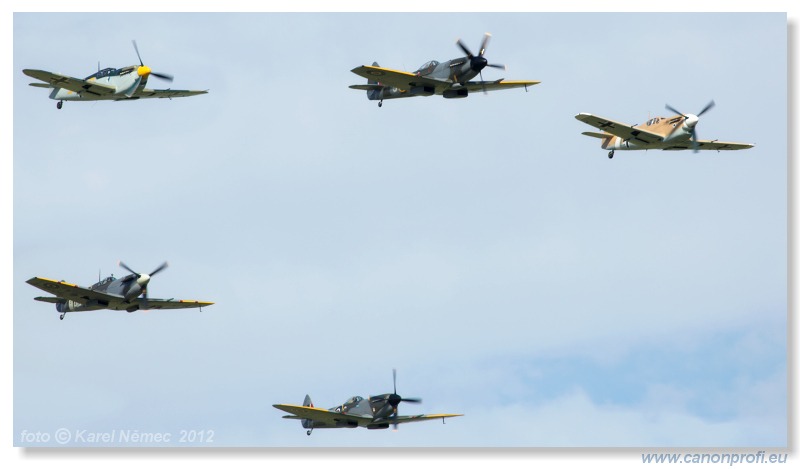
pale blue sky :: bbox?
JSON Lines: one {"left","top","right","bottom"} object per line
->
{"left": 5, "top": 4, "right": 792, "bottom": 460}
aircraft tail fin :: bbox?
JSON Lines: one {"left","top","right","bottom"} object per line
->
{"left": 368, "top": 62, "right": 380, "bottom": 85}
{"left": 365, "top": 62, "right": 383, "bottom": 101}
{"left": 301, "top": 394, "right": 314, "bottom": 429}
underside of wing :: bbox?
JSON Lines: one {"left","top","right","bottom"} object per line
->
{"left": 128, "top": 88, "right": 209, "bottom": 100}
{"left": 23, "top": 69, "right": 117, "bottom": 96}
{"left": 462, "top": 79, "right": 540, "bottom": 93}
{"left": 391, "top": 413, "right": 464, "bottom": 425}
{"left": 350, "top": 65, "right": 449, "bottom": 92}
{"left": 663, "top": 139, "right": 755, "bottom": 151}
{"left": 575, "top": 113, "right": 663, "bottom": 145}
{"left": 273, "top": 404, "right": 373, "bottom": 427}
{"left": 135, "top": 298, "right": 214, "bottom": 310}
{"left": 26, "top": 277, "right": 122, "bottom": 304}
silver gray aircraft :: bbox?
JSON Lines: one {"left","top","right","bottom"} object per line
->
{"left": 273, "top": 369, "right": 462, "bottom": 435}
{"left": 23, "top": 41, "right": 207, "bottom": 109}
{"left": 27, "top": 261, "right": 213, "bottom": 320}
{"left": 349, "top": 33, "right": 540, "bottom": 107}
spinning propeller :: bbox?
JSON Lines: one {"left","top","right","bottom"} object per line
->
{"left": 456, "top": 33, "right": 506, "bottom": 93}
{"left": 118, "top": 260, "right": 169, "bottom": 308}
{"left": 665, "top": 100, "right": 715, "bottom": 153}
{"left": 132, "top": 40, "right": 174, "bottom": 82}
{"left": 387, "top": 368, "right": 422, "bottom": 430}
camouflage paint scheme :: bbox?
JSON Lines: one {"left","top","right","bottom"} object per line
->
{"left": 349, "top": 33, "right": 540, "bottom": 107}
{"left": 273, "top": 371, "right": 462, "bottom": 435}
{"left": 27, "top": 262, "right": 213, "bottom": 320}
{"left": 23, "top": 41, "right": 207, "bottom": 109}
{"left": 575, "top": 105, "right": 754, "bottom": 159}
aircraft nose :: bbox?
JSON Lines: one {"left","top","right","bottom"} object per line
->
{"left": 137, "top": 65, "right": 151, "bottom": 77}
{"left": 684, "top": 114, "right": 700, "bottom": 128}
{"left": 471, "top": 56, "right": 488, "bottom": 72}
{"left": 137, "top": 273, "right": 151, "bottom": 287}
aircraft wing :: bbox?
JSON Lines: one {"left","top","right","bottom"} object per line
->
{"left": 575, "top": 113, "right": 664, "bottom": 145}
{"left": 389, "top": 413, "right": 464, "bottom": 425}
{"left": 26, "top": 277, "right": 122, "bottom": 304}
{"left": 128, "top": 88, "right": 209, "bottom": 100}
{"left": 22, "top": 69, "right": 117, "bottom": 96}
{"left": 350, "top": 65, "right": 450, "bottom": 91}
{"left": 133, "top": 298, "right": 214, "bottom": 310}
{"left": 462, "top": 79, "right": 540, "bottom": 92}
{"left": 662, "top": 139, "right": 755, "bottom": 151}
{"left": 273, "top": 404, "right": 374, "bottom": 427}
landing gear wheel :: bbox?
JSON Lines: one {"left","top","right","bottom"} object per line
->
{"left": 378, "top": 100, "right": 383, "bottom": 108}
{"left": 59, "top": 313, "right": 65, "bottom": 320}
{"left": 306, "top": 429, "right": 313, "bottom": 436}
{"left": 56, "top": 101, "right": 63, "bottom": 110}
{"left": 608, "top": 150, "right": 614, "bottom": 159}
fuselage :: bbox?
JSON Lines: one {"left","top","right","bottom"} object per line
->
{"left": 601, "top": 114, "right": 695, "bottom": 151}
{"left": 301, "top": 394, "right": 401, "bottom": 430}
{"left": 368, "top": 56, "right": 483, "bottom": 102}
{"left": 49, "top": 65, "right": 151, "bottom": 101}
{"left": 55, "top": 274, "right": 148, "bottom": 313}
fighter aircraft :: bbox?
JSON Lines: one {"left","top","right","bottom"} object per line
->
{"left": 273, "top": 369, "right": 462, "bottom": 435}
{"left": 23, "top": 41, "right": 208, "bottom": 109}
{"left": 349, "top": 33, "right": 539, "bottom": 107}
{"left": 575, "top": 101, "right": 754, "bottom": 158}
{"left": 26, "top": 261, "right": 213, "bottom": 320}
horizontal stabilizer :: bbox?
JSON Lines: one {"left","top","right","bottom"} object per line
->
{"left": 349, "top": 84, "right": 384, "bottom": 91}
{"left": 34, "top": 296, "right": 64, "bottom": 304}
{"left": 582, "top": 131, "right": 610, "bottom": 139}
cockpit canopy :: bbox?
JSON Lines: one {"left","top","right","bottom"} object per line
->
{"left": 344, "top": 396, "right": 363, "bottom": 406}
{"left": 85, "top": 67, "right": 120, "bottom": 80}
{"left": 415, "top": 60, "right": 439, "bottom": 75}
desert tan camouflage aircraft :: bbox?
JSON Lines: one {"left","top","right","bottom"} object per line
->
{"left": 576, "top": 101, "right": 754, "bottom": 158}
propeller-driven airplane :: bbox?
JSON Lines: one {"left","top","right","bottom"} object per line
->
{"left": 349, "top": 33, "right": 539, "bottom": 107}
{"left": 575, "top": 101, "right": 754, "bottom": 158}
{"left": 23, "top": 41, "right": 208, "bottom": 109}
{"left": 26, "top": 261, "right": 213, "bottom": 320}
{"left": 273, "top": 369, "right": 462, "bottom": 435}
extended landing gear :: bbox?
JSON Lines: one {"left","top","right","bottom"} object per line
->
{"left": 306, "top": 428, "right": 313, "bottom": 436}
{"left": 59, "top": 313, "right": 65, "bottom": 320}
{"left": 56, "top": 101, "right": 63, "bottom": 110}
{"left": 608, "top": 150, "right": 614, "bottom": 159}
{"left": 378, "top": 100, "right": 383, "bottom": 108}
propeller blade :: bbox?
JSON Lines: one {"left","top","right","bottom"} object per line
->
{"left": 487, "top": 63, "right": 506, "bottom": 70}
{"left": 456, "top": 39, "right": 474, "bottom": 59}
{"left": 479, "top": 32, "right": 491, "bottom": 57}
{"left": 665, "top": 104, "right": 687, "bottom": 118}
{"left": 151, "top": 71, "right": 174, "bottom": 82}
{"left": 479, "top": 71, "right": 487, "bottom": 94}
{"left": 132, "top": 40, "right": 144, "bottom": 66}
{"left": 401, "top": 397, "right": 422, "bottom": 404}
{"left": 691, "top": 128, "right": 699, "bottom": 153}
{"left": 393, "top": 368, "right": 397, "bottom": 394}
{"left": 698, "top": 100, "right": 715, "bottom": 117}
{"left": 118, "top": 260, "right": 138, "bottom": 277}
{"left": 149, "top": 261, "right": 169, "bottom": 276}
